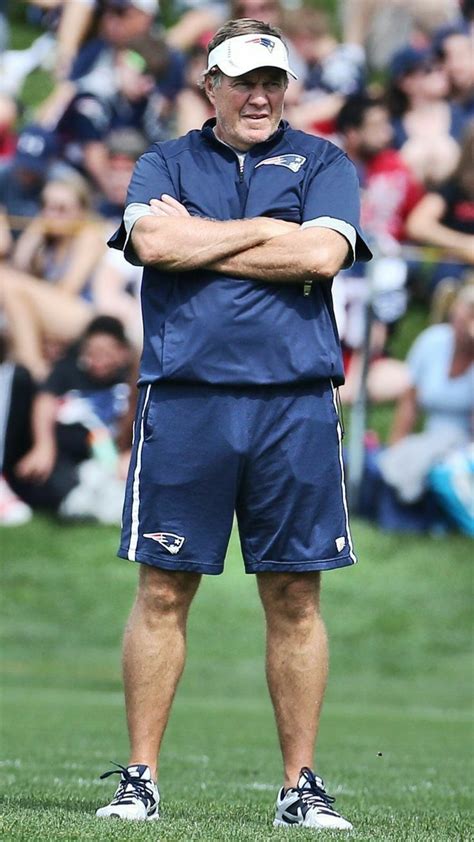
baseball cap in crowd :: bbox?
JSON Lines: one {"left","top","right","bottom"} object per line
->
{"left": 13, "top": 124, "right": 58, "bottom": 175}
{"left": 206, "top": 33, "right": 298, "bottom": 79}
{"left": 389, "top": 45, "right": 434, "bottom": 80}
{"left": 103, "top": 0, "right": 159, "bottom": 13}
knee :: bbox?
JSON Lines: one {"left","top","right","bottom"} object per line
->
{"left": 260, "top": 573, "right": 321, "bottom": 626}
{"left": 137, "top": 568, "right": 199, "bottom": 619}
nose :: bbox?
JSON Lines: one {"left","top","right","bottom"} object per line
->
{"left": 248, "top": 84, "right": 270, "bottom": 105}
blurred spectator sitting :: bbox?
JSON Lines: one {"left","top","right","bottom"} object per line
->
{"left": 366, "top": 284, "right": 474, "bottom": 535}
{"left": 52, "top": 38, "right": 182, "bottom": 192}
{"left": 336, "top": 94, "right": 425, "bottom": 246}
{"left": 5, "top": 315, "right": 134, "bottom": 524}
{"left": 333, "top": 94, "right": 425, "bottom": 404}
{"left": 95, "top": 127, "right": 147, "bottom": 219}
{"left": 35, "top": 0, "right": 164, "bottom": 129}
{"left": 387, "top": 45, "right": 463, "bottom": 187}
{"left": 69, "top": 0, "right": 160, "bottom": 82}
{"left": 283, "top": 6, "right": 365, "bottom": 138}
{"left": 389, "top": 285, "right": 473, "bottom": 447}
{"left": 0, "top": 124, "right": 59, "bottom": 240}
{"left": 91, "top": 129, "right": 148, "bottom": 345}
{"left": 342, "top": 0, "right": 459, "bottom": 72}
{"left": 434, "top": 23, "right": 474, "bottom": 122}
{"left": 405, "top": 121, "right": 474, "bottom": 294}
{"left": 3, "top": 173, "right": 106, "bottom": 381}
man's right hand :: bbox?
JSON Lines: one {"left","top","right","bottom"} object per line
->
{"left": 148, "top": 197, "right": 299, "bottom": 239}
{"left": 15, "top": 443, "right": 56, "bottom": 484}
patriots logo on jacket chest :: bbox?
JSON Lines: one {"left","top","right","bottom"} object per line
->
{"left": 255, "top": 154, "right": 306, "bottom": 173}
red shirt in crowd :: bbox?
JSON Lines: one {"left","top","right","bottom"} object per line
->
{"left": 359, "top": 149, "right": 424, "bottom": 243}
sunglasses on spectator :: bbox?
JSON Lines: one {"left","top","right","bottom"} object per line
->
{"left": 41, "top": 200, "right": 79, "bottom": 213}
{"left": 104, "top": 4, "right": 131, "bottom": 16}
{"left": 406, "top": 63, "right": 441, "bottom": 76}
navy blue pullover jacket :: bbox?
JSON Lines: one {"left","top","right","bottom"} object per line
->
{"left": 109, "top": 120, "right": 372, "bottom": 386}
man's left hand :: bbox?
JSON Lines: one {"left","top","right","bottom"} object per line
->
{"left": 149, "top": 195, "right": 190, "bottom": 217}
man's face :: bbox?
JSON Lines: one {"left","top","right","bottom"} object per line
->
{"left": 206, "top": 68, "right": 287, "bottom": 151}
{"left": 352, "top": 105, "right": 393, "bottom": 160}
{"left": 442, "top": 34, "right": 474, "bottom": 95}
{"left": 116, "top": 51, "right": 154, "bottom": 101}
{"left": 101, "top": 5, "right": 151, "bottom": 47}
{"left": 105, "top": 153, "right": 136, "bottom": 205}
{"left": 41, "top": 182, "right": 84, "bottom": 237}
{"left": 80, "top": 334, "right": 129, "bottom": 382}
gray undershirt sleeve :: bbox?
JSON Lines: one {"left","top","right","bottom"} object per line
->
{"left": 123, "top": 202, "right": 155, "bottom": 250}
{"left": 301, "top": 217, "right": 357, "bottom": 268}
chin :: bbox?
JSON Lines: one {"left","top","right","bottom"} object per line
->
{"left": 244, "top": 127, "right": 273, "bottom": 145}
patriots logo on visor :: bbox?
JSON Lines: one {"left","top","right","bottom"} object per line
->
{"left": 245, "top": 37, "right": 275, "bottom": 52}
{"left": 255, "top": 154, "right": 307, "bottom": 173}
{"left": 143, "top": 532, "right": 185, "bottom": 554}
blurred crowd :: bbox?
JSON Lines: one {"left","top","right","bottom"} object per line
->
{"left": 0, "top": 0, "right": 473, "bottom": 534}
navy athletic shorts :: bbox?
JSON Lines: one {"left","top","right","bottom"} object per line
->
{"left": 119, "top": 381, "right": 357, "bottom": 574}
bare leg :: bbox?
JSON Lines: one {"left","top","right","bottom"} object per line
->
{"left": 257, "top": 571, "right": 328, "bottom": 789}
{"left": 122, "top": 565, "right": 201, "bottom": 779}
{"left": 2, "top": 266, "right": 91, "bottom": 379}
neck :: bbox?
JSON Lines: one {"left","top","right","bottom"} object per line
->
{"left": 213, "top": 125, "right": 251, "bottom": 152}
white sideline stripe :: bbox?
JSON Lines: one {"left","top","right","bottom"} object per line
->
{"left": 331, "top": 384, "right": 356, "bottom": 563}
{"left": 128, "top": 384, "right": 152, "bottom": 561}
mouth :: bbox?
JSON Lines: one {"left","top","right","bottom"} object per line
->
{"left": 242, "top": 114, "right": 270, "bottom": 121}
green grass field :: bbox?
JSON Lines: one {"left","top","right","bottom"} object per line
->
{"left": 1, "top": 516, "right": 473, "bottom": 841}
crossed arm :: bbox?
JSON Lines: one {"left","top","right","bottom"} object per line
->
{"left": 130, "top": 195, "right": 350, "bottom": 282}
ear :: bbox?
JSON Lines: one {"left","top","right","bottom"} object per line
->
{"left": 204, "top": 75, "right": 216, "bottom": 106}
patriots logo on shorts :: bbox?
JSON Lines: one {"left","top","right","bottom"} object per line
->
{"left": 255, "top": 154, "right": 306, "bottom": 173}
{"left": 245, "top": 37, "right": 275, "bottom": 52}
{"left": 143, "top": 532, "right": 185, "bottom": 554}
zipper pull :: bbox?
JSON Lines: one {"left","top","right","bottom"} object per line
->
{"left": 303, "top": 281, "right": 312, "bottom": 296}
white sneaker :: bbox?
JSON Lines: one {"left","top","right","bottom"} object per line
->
{"left": 96, "top": 763, "right": 159, "bottom": 821}
{"left": 0, "top": 475, "right": 32, "bottom": 526}
{"left": 58, "top": 459, "right": 124, "bottom": 525}
{"left": 273, "top": 767, "right": 353, "bottom": 831}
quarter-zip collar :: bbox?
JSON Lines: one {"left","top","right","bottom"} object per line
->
{"left": 201, "top": 119, "right": 289, "bottom": 213}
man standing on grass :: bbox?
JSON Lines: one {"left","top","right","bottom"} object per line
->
{"left": 96, "top": 17, "right": 371, "bottom": 831}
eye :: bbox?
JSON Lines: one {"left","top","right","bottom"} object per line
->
{"left": 266, "top": 81, "right": 283, "bottom": 91}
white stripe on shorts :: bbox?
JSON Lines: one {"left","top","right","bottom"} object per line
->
{"left": 128, "top": 384, "right": 152, "bottom": 561}
{"left": 331, "top": 384, "right": 357, "bottom": 564}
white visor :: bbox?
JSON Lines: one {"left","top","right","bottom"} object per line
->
{"left": 207, "top": 33, "right": 298, "bottom": 80}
